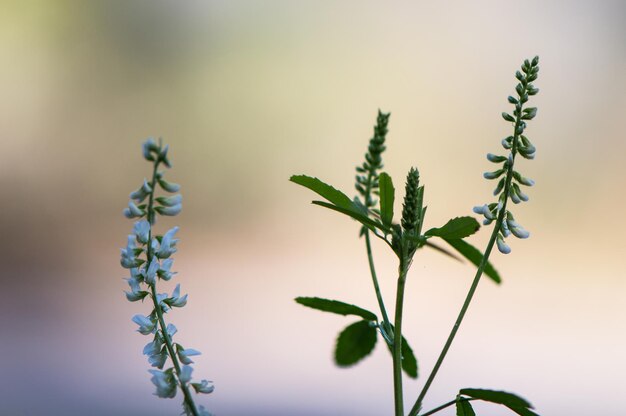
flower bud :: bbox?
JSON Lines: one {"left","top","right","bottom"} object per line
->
{"left": 496, "top": 235, "right": 511, "bottom": 254}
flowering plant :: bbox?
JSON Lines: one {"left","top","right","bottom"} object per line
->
{"left": 121, "top": 138, "right": 214, "bottom": 416}
{"left": 291, "top": 57, "right": 542, "bottom": 416}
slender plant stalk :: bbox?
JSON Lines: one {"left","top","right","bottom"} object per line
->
{"left": 419, "top": 398, "right": 475, "bottom": 416}
{"left": 145, "top": 160, "right": 200, "bottom": 416}
{"left": 408, "top": 103, "right": 524, "bottom": 416}
{"left": 392, "top": 257, "right": 410, "bottom": 416}
{"left": 365, "top": 231, "right": 391, "bottom": 327}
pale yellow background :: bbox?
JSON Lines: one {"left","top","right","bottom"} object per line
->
{"left": 1, "top": 1, "right": 624, "bottom": 415}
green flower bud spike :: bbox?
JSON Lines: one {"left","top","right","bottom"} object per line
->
{"left": 401, "top": 168, "right": 420, "bottom": 233}
{"left": 355, "top": 110, "right": 390, "bottom": 208}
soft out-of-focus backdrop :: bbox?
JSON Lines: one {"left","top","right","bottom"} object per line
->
{"left": 1, "top": 1, "right": 624, "bottom": 415}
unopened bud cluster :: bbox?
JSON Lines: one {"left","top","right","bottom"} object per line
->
{"left": 476, "top": 57, "right": 540, "bottom": 254}
{"left": 401, "top": 168, "right": 421, "bottom": 233}
{"left": 121, "top": 138, "right": 213, "bottom": 416}
{"left": 355, "top": 110, "right": 390, "bottom": 208}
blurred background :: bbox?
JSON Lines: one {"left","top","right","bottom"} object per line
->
{"left": 1, "top": 1, "right": 624, "bottom": 415}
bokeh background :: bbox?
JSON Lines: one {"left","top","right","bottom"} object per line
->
{"left": 1, "top": 1, "right": 624, "bottom": 415}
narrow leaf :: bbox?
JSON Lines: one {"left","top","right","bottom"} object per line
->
{"left": 460, "top": 388, "right": 538, "bottom": 416}
{"left": 295, "top": 297, "right": 377, "bottom": 321}
{"left": 335, "top": 320, "right": 378, "bottom": 367}
{"left": 425, "top": 217, "right": 480, "bottom": 239}
{"left": 443, "top": 238, "right": 502, "bottom": 284}
{"left": 456, "top": 399, "right": 476, "bottom": 416}
{"left": 378, "top": 172, "right": 395, "bottom": 228}
{"left": 312, "top": 201, "right": 388, "bottom": 233}
{"left": 290, "top": 175, "right": 353, "bottom": 210}
{"left": 425, "top": 241, "right": 462, "bottom": 262}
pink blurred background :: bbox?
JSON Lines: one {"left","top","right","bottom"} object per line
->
{"left": 1, "top": 1, "right": 624, "bottom": 415}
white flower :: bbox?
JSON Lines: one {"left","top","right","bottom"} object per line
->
{"left": 179, "top": 365, "right": 193, "bottom": 384}
{"left": 143, "top": 138, "right": 158, "bottom": 161}
{"left": 166, "top": 324, "right": 177, "bottom": 338}
{"left": 507, "top": 219, "right": 530, "bottom": 239}
{"left": 143, "top": 335, "right": 163, "bottom": 356}
{"left": 124, "top": 201, "right": 144, "bottom": 219}
{"left": 156, "top": 227, "right": 179, "bottom": 259}
{"left": 156, "top": 194, "right": 182, "bottom": 207}
{"left": 191, "top": 380, "right": 215, "bottom": 395}
{"left": 149, "top": 369, "right": 177, "bottom": 398}
{"left": 158, "top": 177, "right": 181, "bottom": 193}
{"left": 133, "top": 220, "right": 151, "bottom": 244}
{"left": 130, "top": 179, "right": 152, "bottom": 202}
{"left": 148, "top": 350, "right": 168, "bottom": 369}
{"left": 125, "top": 277, "right": 148, "bottom": 302}
{"left": 145, "top": 258, "right": 160, "bottom": 285}
{"left": 132, "top": 314, "right": 156, "bottom": 335}
{"left": 176, "top": 346, "right": 201, "bottom": 365}
{"left": 157, "top": 258, "right": 176, "bottom": 281}
{"left": 155, "top": 204, "right": 182, "bottom": 217}
{"left": 164, "top": 284, "right": 188, "bottom": 308}
{"left": 120, "top": 236, "right": 140, "bottom": 269}
{"left": 496, "top": 235, "right": 511, "bottom": 254}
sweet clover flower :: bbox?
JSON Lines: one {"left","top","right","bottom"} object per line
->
{"left": 121, "top": 139, "right": 213, "bottom": 416}
{"left": 475, "top": 56, "right": 540, "bottom": 254}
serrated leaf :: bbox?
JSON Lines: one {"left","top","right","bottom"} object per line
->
{"left": 290, "top": 175, "right": 353, "bottom": 210}
{"left": 335, "top": 320, "right": 378, "bottom": 367}
{"left": 456, "top": 399, "right": 476, "bottom": 416}
{"left": 312, "top": 201, "right": 388, "bottom": 233}
{"left": 443, "top": 238, "right": 502, "bottom": 284}
{"left": 295, "top": 297, "right": 377, "bottom": 321}
{"left": 425, "top": 217, "right": 480, "bottom": 239}
{"left": 378, "top": 172, "right": 394, "bottom": 228}
{"left": 460, "top": 389, "right": 539, "bottom": 416}
{"left": 385, "top": 326, "right": 418, "bottom": 378}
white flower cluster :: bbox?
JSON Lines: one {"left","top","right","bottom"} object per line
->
{"left": 121, "top": 138, "right": 213, "bottom": 416}
{"left": 474, "top": 57, "right": 539, "bottom": 254}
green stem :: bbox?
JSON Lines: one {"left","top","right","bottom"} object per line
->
{"left": 365, "top": 231, "right": 391, "bottom": 330}
{"left": 361, "top": 170, "right": 392, "bottom": 335}
{"left": 419, "top": 398, "right": 475, "bottom": 416}
{"left": 393, "top": 257, "right": 410, "bottom": 416}
{"left": 146, "top": 159, "right": 199, "bottom": 416}
{"left": 408, "top": 116, "right": 521, "bottom": 416}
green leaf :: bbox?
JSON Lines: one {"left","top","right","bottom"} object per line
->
{"left": 290, "top": 175, "right": 353, "bottom": 210}
{"left": 460, "top": 389, "right": 539, "bottom": 416}
{"left": 424, "top": 240, "right": 462, "bottom": 262}
{"left": 425, "top": 217, "right": 480, "bottom": 239}
{"left": 399, "top": 336, "right": 418, "bottom": 378}
{"left": 456, "top": 399, "right": 476, "bottom": 416}
{"left": 295, "top": 297, "right": 377, "bottom": 321}
{"left": 443, "top": 238, "right": 502, "bottom": 284}
{"left": 378, "top": 172, "right": 395, "bottom": 228}
{"left": 385, "top": 327, "right": 418, "bottom": 379}
{"left": 312, "top": 201, "right": 388, "bottom": 233}
{"left": 335, "top": 320, "right": 378, "bottom": 366}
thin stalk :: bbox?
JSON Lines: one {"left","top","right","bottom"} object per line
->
{"left": 362, "top": 170, "right": 391, "bottom": 332}
{"left": 419, "top": 398, "right": 475, "bottom": 416}
{"left": 146, "top": 160, "right": 199, "bottom": 416}
{"left": 392, "top": 256, "right": 410, "bottom": 416}
{"left": 365, "top": 231, "right": 391, "bottom": 328}
{"left": 408, "top": 117, "right": 521, "bottom": 416}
